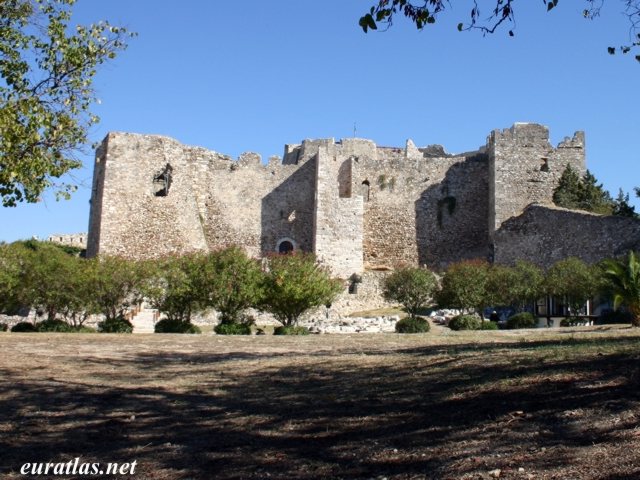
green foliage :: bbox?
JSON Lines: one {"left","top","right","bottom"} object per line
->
{"left": 546, "top": 257, "right": 600, "bottom": 316}
{"left": 97, "top": 316, "right": 133, "bottom": 333}
{"left": 360, "top": 1, "right": 640, "bottom": 61}
{"left": 144, "top": 253, "right": 208, "bottom": 323}
{"left": 202, "top": 247, "right": 264, "bottom": 324}
{"left": 480, "top": 321, "right": 499, "bottom": 330}
{"left": 395, "top": 316, "right": 430, "bottom": 333}
{"left": 261, "top": 253, "right": 342, "bottom": 327}
{"left": 383, "top": 267, "right": 437, "bottom": 319}
{"left": 601, "top": 251, "right": 640, "bottom": 326}
{"left": 273, "top": 325, "right": 310, "bottom": 335}
{"left": 487, "top": 261, "right": 544, "bottom": 311}
{"left": 506, "top": 312, "right": 537, "bottom": 329}
{"left": 560, "top": 317, "right": 589, "bottom": 327}
{"left": 88, "top": 256, "right": 147, "bottom": 323}
{"left": 214, "top": 322, "right": 252, "bottom": 335}
{"left": 36, "top": 318, "right": 74, "bottom": 332}
{"left": 438, "top": 259, "right": 490, "bottom": 315}
{"left": 553, "top": 165, "right": 614, "bottom": 215}
{"left": 612, "top": 189, "right": 638, "bottom": 218}
{"left": 10, "top": 240, "right": 95, "bottom": 324}
{"left": 448, "top": 314, "right": 482, "bottom": 331}
{"left": 154, "top": 318, "right": 201, "bottom": 334}
{"left": 0, "top": 0, "right": 134, "bottom": 206}
{"left": 11, "top": 321, "right": 37, "bottom": 332}
{"left": 0, "top": 242, "right": 29, "bottom": 314}
{"left": 0, "top": 323, "right": 8, "bottom": 332}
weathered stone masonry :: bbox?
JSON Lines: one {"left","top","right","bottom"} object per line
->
{"left": 87, "top": 123, "right": 640, "bottom": 283}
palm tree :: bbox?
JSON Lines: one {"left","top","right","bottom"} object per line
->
{"left": 602, "top": 251, "right": 640, "bottom": 327}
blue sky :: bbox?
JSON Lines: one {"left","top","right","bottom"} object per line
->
{"left": 1, "top": 0, "right": 638, "bottom": 242}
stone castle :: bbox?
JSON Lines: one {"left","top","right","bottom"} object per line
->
{"left": 86, "top": 122, "right": 640, "bottom": 279}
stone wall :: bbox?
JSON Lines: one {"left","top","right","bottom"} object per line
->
{"left": 88, "top": 122, "right": 633, "bottom": 286}
{"left": 352, "top": 140, "right": 489, "bottom": 270}
{"left": 312, "top": 143, "right": 364, "bottom": 279}
{"left": 48, "top": 233, "right": 87, "bottom": 250}
{"left": 87, "top": 133, "right": 315, "bottom": 260}
{"left": 487, "top": 123, "right": 585, "bottom": 240}
{"left": 494, "top": 204, "right": 640, "bottom": 267}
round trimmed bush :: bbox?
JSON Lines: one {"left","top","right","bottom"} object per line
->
{"left": 274, "top": 325, "right": 310, "bottom": 335}
{"left": 154, "top": 318, "right": 201, "bottom": 334}
{"left": 480, "top": 321, "right": 499, "bottom": 330}
{"left": 37, "top": 319, "right": 74, "bottom": 332}
{"left": 98, "top": 316, "right": 133, "bottom": 333}
{"left": 448, "top": 315, "right": 482, "bottom": 331}
{"left": 506, "top": 312, "right": 537, "bottom": 329}
{"left": 214, "top": 322, "right": 251, "bottom": 335}
{"left": 395, "top": 316, "right": 430, "bottom": 333}
{"left": 11, "top": 322, "right": 37, "bottom": 332}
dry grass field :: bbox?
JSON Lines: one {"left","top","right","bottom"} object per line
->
{"left": 1, "top": 326, "right": 640, "bottom": 479}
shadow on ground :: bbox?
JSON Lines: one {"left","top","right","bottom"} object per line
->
{"left": 1, "top": 334, "right": 640, "bottom": 479}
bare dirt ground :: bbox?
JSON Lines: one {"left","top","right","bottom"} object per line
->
{"left": 1, "top": 326, "right": 640, "bottom": 480}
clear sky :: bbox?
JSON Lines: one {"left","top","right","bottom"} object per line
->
{"left": 1, "top": 0, "right": 638, "bottom": 242}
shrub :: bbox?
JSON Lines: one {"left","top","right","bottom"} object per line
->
{"left": 214, "top": 322, "right": 251, "bottom": 335}
{"left": 0, "top": 323, "right": 7, "bottom": 332}
{"left": 11, "top": 322, "right": 37, "bottom": 332}
{"left": 448, "top": 315, "right": 482, "bottom": 331}
{"left": 383, "top": 267, "right": 438, "bottom": 319}
{"left": 480, "top": 321, "right": 499, "bottom": 330}
{"left": 98, "top": 316, "right": 133, "bottom": 333}
{"left": 597, "top": 309, "right": 635, "bottom": 325}
{"left": 395, "top": 316, "right": 430, "bottom": 333}
{"left": 261, "top": 253, "right": 342, "bottom": 327}
{"left": 560, "top": 317, "right": 590, "bottom": 327}
{"left": 273, "top": 325, "right": 310, "bottom": 335}
{"left": 75, "top": 326, "right": 97, "bottom": 333}
{"left": 506, "top": 312, "right": 537, "bottom": 329}
{"left": 37, "top": 319, "right": 74, "bottom": 332}
{"left": 154, "top": 318, "right": 201, "bottom": 334}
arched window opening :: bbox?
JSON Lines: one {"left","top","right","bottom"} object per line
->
{"left": 361, "top": 180, "right": 370, "bottom": 202}
{"left": 276, "top": 238, "right": 296, "bottom": 254}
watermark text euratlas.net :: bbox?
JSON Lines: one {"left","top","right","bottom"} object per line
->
{"left": 21, "top": 458, "right": 137, "bottom": 476}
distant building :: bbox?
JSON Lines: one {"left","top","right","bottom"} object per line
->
{"left": 47, "top": 233, "right": 87, "bottom": 250}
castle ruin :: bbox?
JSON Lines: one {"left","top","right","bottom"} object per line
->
{"left": 87, "top": 122, "right": 640, "bottom": 279}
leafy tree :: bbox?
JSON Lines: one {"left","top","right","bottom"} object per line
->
{"left": 17, "top": 240, "right": 81, "bottom": 322}
{"left": 601, "top": 251, "right": 640, "bottom": 326}
{"left": 487, "top": 261, "right": 545, "bottom": 311}
{"left": 0, "top": 241, "right": 29, "bottom": 315}
{"left": 200, "top": 247, "right": 264, "bottom": 325}
{"left": 260, "top": 253, "right": 342, "bottom": 327}
{"left": 612, "top": 188, "right": 638, "bottom": 217}
{"left": 545, "top": 257, "right": 600, "bottom": 317}
{"left": 0, "top": 0, "right": 134, "bottom": 206}
{"left": 0, "top": 240, "right": 97, "bottom": 325}
{"left": 437, "top": 259, "right": 490, "bottom": 316}
{"left": 87, "top": 255, "right": 147, "bottom": 322}
{"left": 144, "top": 253, "right": 208, "bottom": 323}
{"left": 553, "top": 165, "right": 615, "bottom": 215}
{"left": 383, "top": 266, "right": 438, "bottom": 319}
{"left": 360, "top": 1, "right": 640, "bottom": 62}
